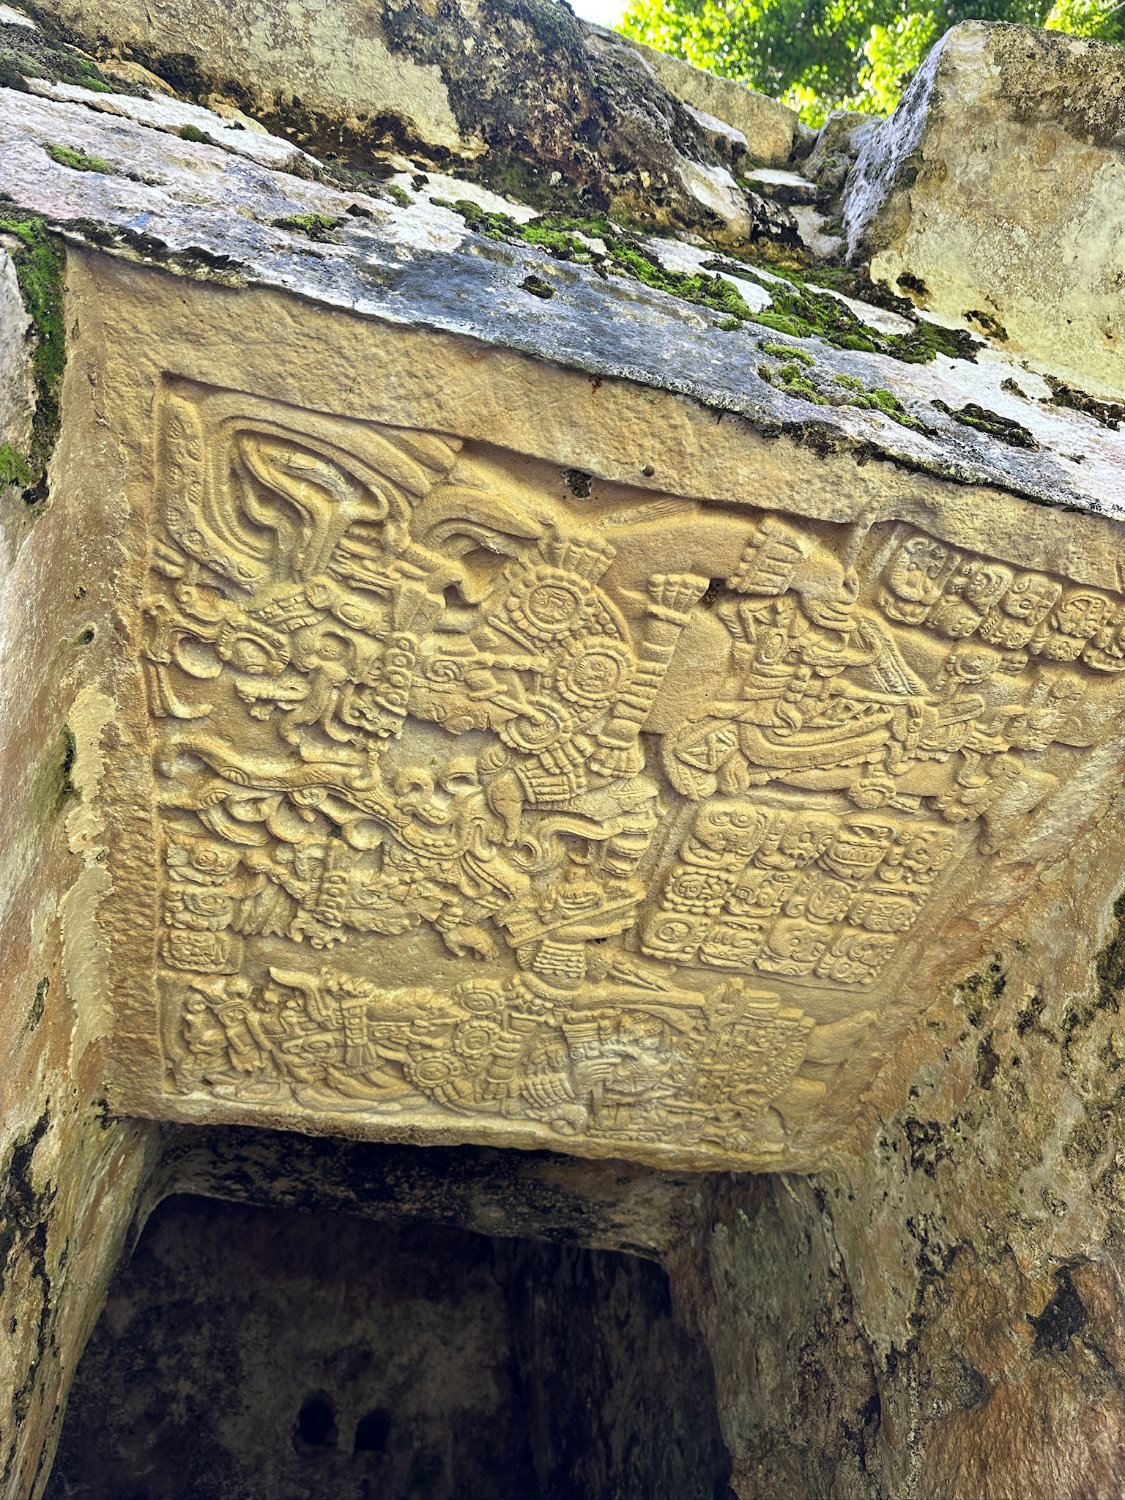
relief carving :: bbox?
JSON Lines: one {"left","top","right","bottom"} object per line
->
{"left": 133, "top": 380, "right": 1125, "bottom": 1165}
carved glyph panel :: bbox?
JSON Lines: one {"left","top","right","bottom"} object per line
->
{"left": 122, "top": 378, "right": 1125, "bottom": 1167}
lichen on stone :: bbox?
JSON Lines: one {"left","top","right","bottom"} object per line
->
{"left": 757, "top": 350, "right": 931, "bottom": 431}
{"left": 270, "top": 211, "right": 341, "bottom": 241}
{"left": 1045, "top": 376, "right": 1124, "bottom": 432}
{"left": 703, "top": 254, "right": 982, "bottom": 365}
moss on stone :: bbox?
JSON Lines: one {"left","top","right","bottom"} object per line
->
{"left": 0, "top": 209, "right": 66, "bottom": 504}
{"left": 757, "top": 354, "right": 930, "bottom": 432}
{"left": 762, "top": 362, "right": 830, "bottom": 404}
{"left": 32, "top": 723, "right": 77, "bottom": 826}
{"left": 23, "top": 976, "right": 48, "bottom": 1036}
{"left": 520, "top": 273, "right": 554, "bottom": 299}
{"left": 270, "top": 212, "right": 340, "bottom": 241}
{"left": 0, "top": 14, "right": 139, "bottom": 97}
{"left": 1044, "top": 375, "right": 1124, "bottom": 432}
{"left": 932, "top": 400, "right": 1039, "bottom": 450}
{"left": 852, "top": 385, "right": 930, "bottom": 432}
{"left": 0, "top": 443, "right": 33, "bottom": 487}
{"left": 704, "top": 255, "right": 981, "bottom": 366}
{"left": 45, "top": 142, "right": 112, "bottom": 173}
{"left": 438, "top": 199, "right": 754, "bottom": 322}
{"left": 761, "top": 341, "right": 814, "bottom": 365}
{"left": 385, "top": 183, "right": 411, "bottom": 208}
{"left": 177, "top": 123, "right": 214, "bottom": 145}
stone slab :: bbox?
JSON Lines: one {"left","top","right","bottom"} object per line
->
{"left": 41, "top": 238, "right": 1124, "bottom": 1171}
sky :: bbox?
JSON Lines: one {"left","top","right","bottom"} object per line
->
{"left": 567, "top": 0, "right": 628, "bottom": 29}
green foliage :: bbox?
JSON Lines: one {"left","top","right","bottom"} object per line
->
{"left": 620, "top": 0, "right": 1124, "bottom": 123}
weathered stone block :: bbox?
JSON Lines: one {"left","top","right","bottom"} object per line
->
{"left": 845, "top": 22, "right": 1125, "bottom": 400}
{"left": 3, "top": 8, "right": 1125, "bottom": 1494}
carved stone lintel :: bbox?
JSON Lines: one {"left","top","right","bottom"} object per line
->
{"left": 108, "top": 377, "right": 1125, "bottom": 1168}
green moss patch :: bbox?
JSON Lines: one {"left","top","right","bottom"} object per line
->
{"left": 0, "top": 209, "right": 66, "bottom": 504}
{"left": 704, "top": 256, "right": 981, "bottom": 365}
{"left": 426, "top": 194, "right": 980, "bottom": 370}
{"left": 932, "top": 400, "right": 1039, "bottom": 450}
{"left": 0, "top": 16, "right": 138, "bottom": 97}
{"left": 45, "top": 142, "right": 112, "bottom": 173}
{"left": 756, "top": 353, "right": 931, "bottom": 433}
{"left": 520, "top": 273, "right": 554, "bottom": 299}
{"left": 31, "top": 723, "right": 77, "bottom": 825}
{"left": 437, "top": 199, "right": 754, "bottom": 322}
{"left": 23, "top": 976, "right": 48, "bottom": 1036}
{"left": 270, "top": 212, "right": 341, "bottom": 241}
{"left": 761, "top": 360, "right": 830, "bottom": 405}
{"left": 761, "top": 341, "right": 814, "bottom": 365}
{"left": 0, "top": 444, "right": 33, "bottom": 487}
{"left": 177, "top": 123, "right": 216, "bottom": 145}
{"left": 847, "top": 382, "right": 930, "bottom": 432}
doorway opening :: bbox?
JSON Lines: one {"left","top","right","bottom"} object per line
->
{"left": 46, "top": 1193, "right": 733, "bottom": 1500}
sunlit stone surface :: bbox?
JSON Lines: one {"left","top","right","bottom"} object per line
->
{"left": 2, "top": 2, "right": 1125, "bottom": 1494}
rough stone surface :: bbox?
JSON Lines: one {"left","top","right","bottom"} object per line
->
{"left": 0, "top": 249, "right": 31, "bottom": 453}
{"left": 620, "top": 32, "right": 799, "bottom": 167}
{"left": 662, "top": 814, "right": 1125, "bottom": 1498}
{"left": 22, "top": 0, "right": 789, "bottom": 236}
{"left": 0, "top": 4, "right": 1124, "bottom": 1496}
{"left": 45, "top": 1194, "right": 734, "bottom": 1500}
{"left": 844, "top": 23, "right": 1125, "bottom": 401}
{"left": 0, "top": 242, "right": 160, "bottom": 1495}
{"left": 0, "top": 90, "right": 1117, "bottom": 514}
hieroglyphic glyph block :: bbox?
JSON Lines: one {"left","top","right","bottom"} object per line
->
{"left": 112, "top": 376, "right": 1125, "bottom": 1168}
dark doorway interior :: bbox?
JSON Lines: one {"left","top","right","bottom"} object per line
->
{"left": 46, "top": 1194, "right": 733, "bottom": 1500}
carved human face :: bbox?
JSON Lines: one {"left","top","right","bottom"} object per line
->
{"left": 893, "top": 828, "right": 956, "bottom": 878}
{"left": 955, "top": 560, "right": 1013, "bottom": 609}
{"left": 945, "top": 647, "right": 1000, "bottom": 685}
{"left": 799, "top": 564, "right": 860, "bottom": 630}
{"left": 888, "top": 537, "right": 956, "bottom": 605}
{"left": 777, "top": 814, "right": 836, "bottom": 867}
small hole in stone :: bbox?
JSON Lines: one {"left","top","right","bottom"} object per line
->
{"left": 295, "top": 1392, "right": 337, "bottom": 1450}
{"left": 77, "top": 626, "right": 95, "bottom": 645}
{"left": 353, "top": 1406, "right": 392, "bottom": 1453}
